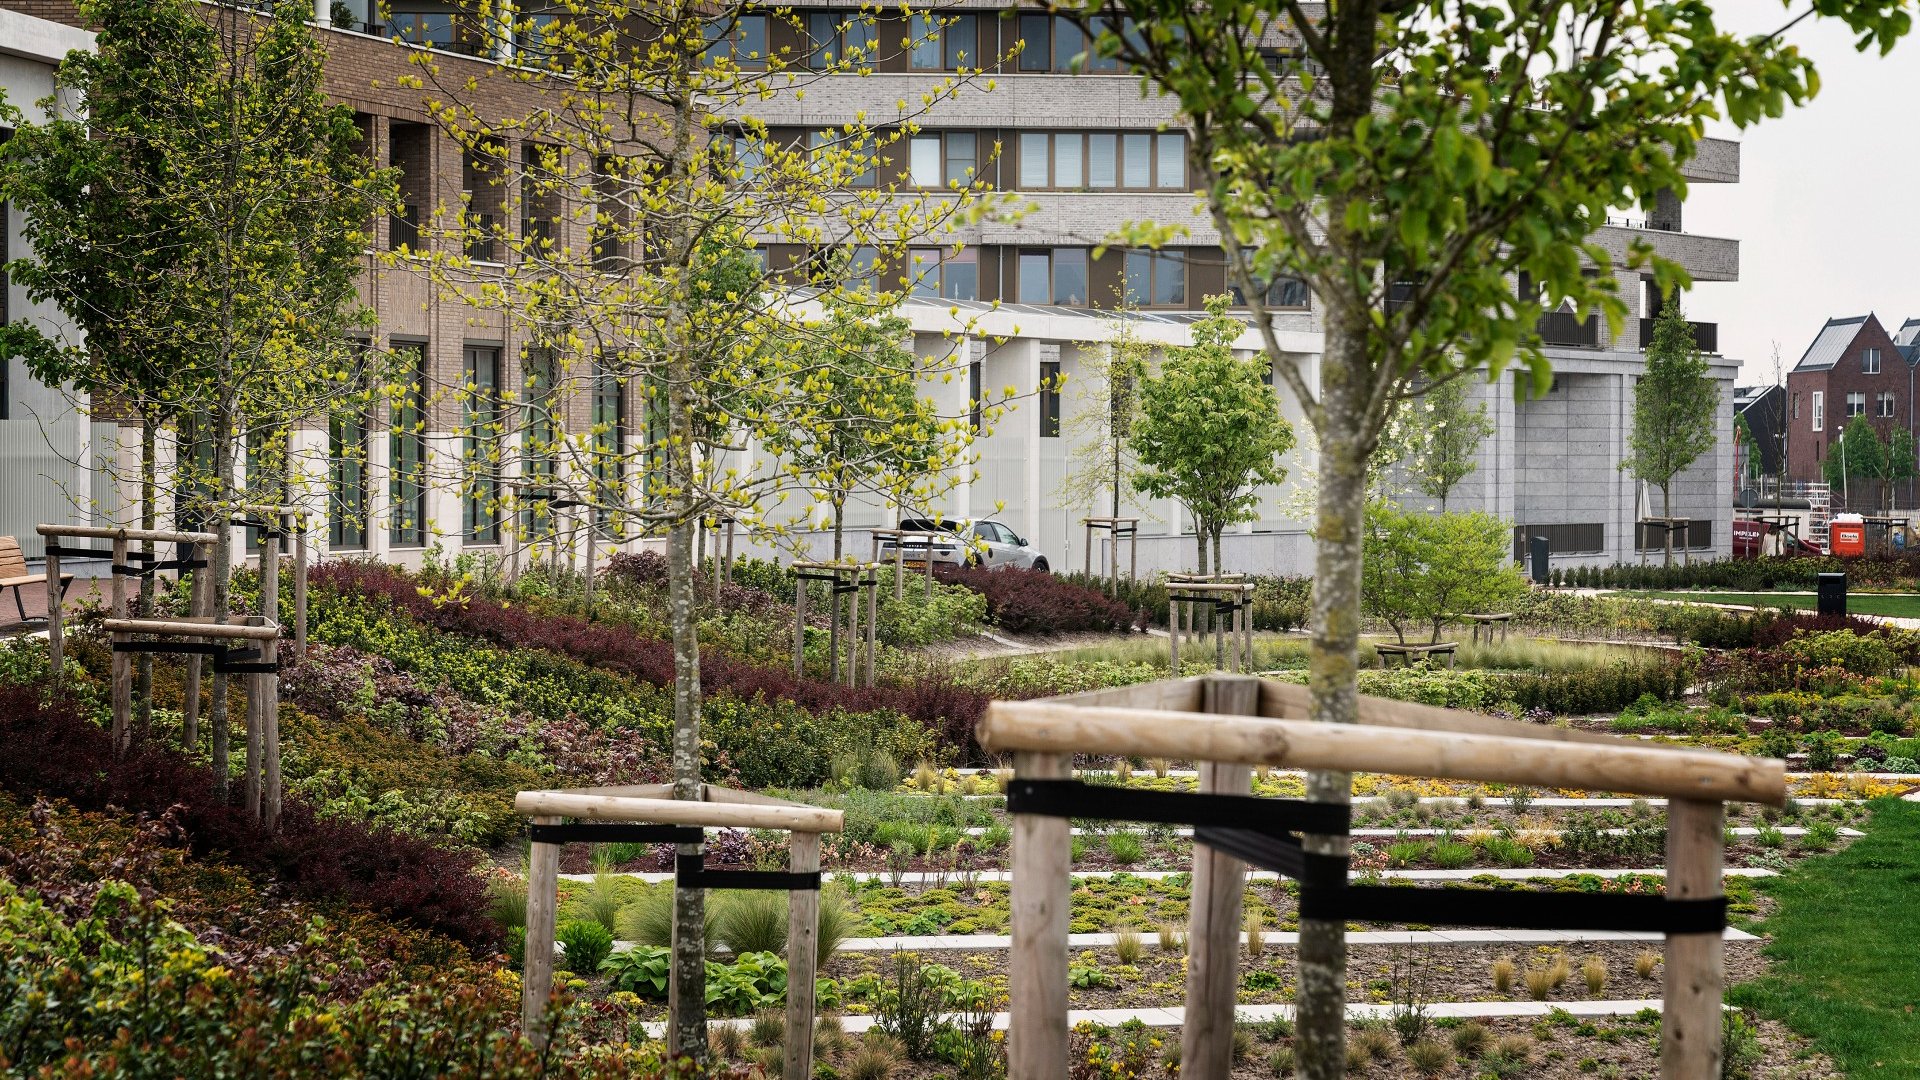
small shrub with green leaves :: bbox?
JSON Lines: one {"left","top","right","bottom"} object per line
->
{"left": 1105, "top": 831, "right": 1146, "bottom": 865}
{"left": 603, "top": 946, "right": 671, "bottom": 997}
{"left": 556, "top": 919, "right": 613, "bottom": 975}
{"left": 1721, "top": 1011, "right": 1764, "bottom": 1080}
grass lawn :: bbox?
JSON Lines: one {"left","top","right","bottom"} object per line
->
{"left": 1730, "top": 798, "right": 1920, "bottom": 1078}
{"left": 1637, "top": 590, "right": 1920, "bottom": 619}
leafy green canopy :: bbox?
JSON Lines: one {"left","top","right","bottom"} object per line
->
{"left": 1624, "top": 300, "right": 1721, "bottom": 507}
{"left": 1362, "top": 504, "right": 1525, "bottom": 644}
{"left": 1129, "top": 296, "right": 1295, "bottom": 571}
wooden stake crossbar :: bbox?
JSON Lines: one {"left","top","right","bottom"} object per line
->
{"left": 983, "top": 675, "right": 1785, "bottom": 1080}
{"left": 1079, "top": 516, "right": 1139, "bottom": 592}
{"left": 870, "top": 528, "right": 941, "bottom": 601}
{"left": 1165, "top": 578, "right": 1256, "bottom": 675}
{"left": 36, "top": 524, "right": 218, "bottom": 702}
{"left": 513, "top": 786, "right": 844, "bottom": 1078}
{"left": 792, "top": 561, "right": 879, "bottom": 688}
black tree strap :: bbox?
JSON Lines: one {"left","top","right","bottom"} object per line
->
{"left": 1290, "top": 850, "right": 1726, "bottom": 933}
{"left": 1006, "top": 779, "right": 1351, "bottom": 836}
{"left": 111, "top": 552, "right": 160, "bottom": 576}
{"left": 1301, "top": 883, "right": 1728, "bottom": 933}
{"left": 1193, "top": 824, "right": 1307, "bottom": 877}
{"left": 529, "top": 822, "right": 702, "bottom": 845}
{"left": 44, "top": 543, "right": 122, "bottom": 561}
{"left": 675, "top": 853, "right": 820, "bottom": 891}
{"left": 111, "top": 639, "right": 279, "bottom": 675}
{"left": 1168, "top": 593, "right": 1249, "bottom": 614}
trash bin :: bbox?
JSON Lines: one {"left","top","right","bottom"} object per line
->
{"left": 1817, "top": 572, "right": 1847, "bottom": 617}
{"left": 1830, "top": 514, "right": 1866, "bottom": 557}
{"left": 1530, "top": 536, "right": 1550, "bottom": 585}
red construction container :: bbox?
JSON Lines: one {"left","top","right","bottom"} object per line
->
{"left": 1830, "top": 514, "right": 1867, "bottom": 557}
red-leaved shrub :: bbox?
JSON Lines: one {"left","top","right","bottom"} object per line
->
{"left": 0, "top": 683, "right": 498, "bottom": 950}
{"left": 935, "top": 565, "right": 1147, "bottom": 635}
{"left": 311, "top": 560, "right": 996, "bottom": 757}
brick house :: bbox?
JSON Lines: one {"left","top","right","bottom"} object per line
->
{"left": 1785, "top": 314, "right": 1915, "bottom": 482}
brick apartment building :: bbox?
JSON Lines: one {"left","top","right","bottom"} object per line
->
{"left": 1784, "top": 313, "right": 1917, "bottom": 483}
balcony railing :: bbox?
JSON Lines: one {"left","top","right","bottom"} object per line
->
{"left": 1537, "top": 310, "right": 1600, "bottom": 348}
{"left": 389, "top": 203, "right": 421, "bottom": 252}
{"left": 1640, "top": 318, "right": 1718, "bottom": 354}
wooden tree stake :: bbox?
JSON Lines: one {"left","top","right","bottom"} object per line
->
{"left": 1662, "top": 798, "right": 1725, "bottom": 1078}
{"left": 1008, "top": 750, "right": 1071, "bottom": 1077}
{"left": 523, "top": 816, "right": 561, "bottom": 1048}
{"left": 1182, "top": 676, "right": 1258, "bottom": 1078}
{"left": 110, "top": 535, "right": 130, "bottom": 752}
{"left": 784, "top": 830, "right": 823, "bottom": 1080}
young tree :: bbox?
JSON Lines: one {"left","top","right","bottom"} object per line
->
{"left": 1410, "top": 377, "right": 1495, "bottom": 509}
{"left": 1884, "top": 427, "right": 1918, "bottom": 511}
{"left": 1823, "top": 414, "right": 1886, "bottom": 503}
{"left": 1363, "top": 505, "right": 1525, "bottom": 644}
{"left": 764, "top": 291, "right": 953, "bottom": 563}
{"left": 1065, "top": 2, "right": 1909, "bottom": 1071}
{"left": 1129, "top": 295, "right": 1295, "bottom": 573}
{"left": 1624, "top": 300, "right": 1721, "bottom": 565}
{"left": 404, "top": 3, "right": 1003, "bottom": 1052}
{"left": 1061, "top": 314, "right": 1151, "bottom": 532}
{"left": 0, "top": 0, "right": 389, "bottom": 785}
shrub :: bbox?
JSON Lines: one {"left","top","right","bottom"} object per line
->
{"left": 1722, "top": 1012, "right": 1764, "bottom": 1080}
{"left": 1451, "top": 1021, "right": 1490, "bottom": 1057}
{"left": 1780, "top": 630, "right": 1901, "bottom": 677}
{"left": 873, "top": 951, "right": 950, "bottom": 1061}
{"left": 1405, "top": 1039, "right": 1453, "bottom": 1075}
{"left": 934, "top": 565, "right": 1145, "bottom": 635}
{"left": 0, "top": 685, "right": 497, "bottom": 949}
{"left": 1106, "top": 832, "right": 1146, "bottom": 865}
{"left": 557, "top": 919, "right": 614, "bottom": 974}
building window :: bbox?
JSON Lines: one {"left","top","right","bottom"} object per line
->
{"left": 809, "top": 129, "right": 876, "bottom": 188}
{"left": 328, "top": 343, "right": 371, "bottom": 550}
{"left": 908, "top": 132, "right": 975, "bottom": 188}
{"left": 1015, "top": 14, "right": 1128, "bottom": 72}
{"left": 909, "top": 12, "right": 976, "bottom": 71}
{"left": 1863, "top": 347, "right": 1882, "bottom": 374}
{"left": 968, "top": 359, "right": 982, "bottom": 432}
{"left": 1846, "top": 391, "right": 1866, "bottom": 417}
{"left": 1811, "top": 390, "right": 1824, "bottom": 432}
{"left": 521, "top": 348, "right": 559, "bottom": 537}
{"left": 806, "top": 12, "right": 875, "bottom": 69}
{"left": 703, "top": 13, "right": 768, "bottom": 68}
{"left": 1017, "top": 248, "right": 1088, "bottom": 306}
{"left": 389, "top": 342, "right": 428, "bottom": 547}
{"left": 1231, "top": 275, "right": 1311, "bottom": 310}
{"left": 1040, "top": 360, "right": 1062, "bottom": 437}
{"left": 463, "top": 345, "right": 502, "bottom": 544}
{"left": 1016, "top": 130, "right": 1185, "bottom": 191}
{"left": 908, "top": 247, "right": 978, "bottom": 301}
{"left": 1880, "top": 391, "right": 1897, "bottom": 418}
{"left": 591, "top": 358, "right": 626, "bottom": 536}
{"left": 1124, "top": 250, "right": 1187, "bottom": 308}
{"left": 1791, "top": 392, "right": 1800, "bottom": 420}
{"left": 389, "top": 10, "right": 459, "bottom": 49}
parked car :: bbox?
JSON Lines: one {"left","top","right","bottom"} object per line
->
{"left": 879, "top": 518, "right": 1050, "bottom": 571}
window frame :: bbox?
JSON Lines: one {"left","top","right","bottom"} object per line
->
{"left": 462, "top": 344, "right": 504, "bottom": 544}
{"left": 1879, "top": 391, "right": 1897, "bottom": 419}
{"left": 1811, "top": 390, "right": 1824, "bottom": 432}
{"left": 388, "top": 341, "right": 429, "bottom": 548}
{"left": 907, "top": 246, "right": 978, "bottom": 301}
{"left": 1846, "top": 391, "right": 1866, "bottom": 418}
{"left": 1864, "top": 347, "right": 1882, "bottom": 375}
{"left": 1124, "top": 249, "right": 1187, "bottom": 308}
{"left": 1015, "top": 130, "right": 1185, "bottom": 191}
{"left": 1040, "top": 359, "right": 1062, "bottom": 437}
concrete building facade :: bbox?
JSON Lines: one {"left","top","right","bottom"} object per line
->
{"left": 0, "top": 1, "right": 1745, "bottom": 574}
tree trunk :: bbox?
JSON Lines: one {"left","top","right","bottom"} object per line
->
{"left": 1194, "top": 519, "right": 1208, "bottom": 576}
{"left": 208, "top": 406, "right": 236, "bottom": 801}
{"left": 135, "top": 415, "right": 158, "bottom": 740}
{"left": 1212, "top": 527, "right": 1223, "bottom": 581}
{"left": 1662, "top": 483, "right": 1673, "bottom": 567}
{"left": 1295, "top": 315, "right": 1372, "bottom": 1080}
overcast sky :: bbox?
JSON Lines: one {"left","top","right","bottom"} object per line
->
{"left": 1683, "top": 7, "right": 1920, "bottom": 386}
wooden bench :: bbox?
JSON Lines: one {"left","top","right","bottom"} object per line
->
{"left": 1460, "top": 612, "right": 1515, "bottom": 645}
{"left": 0, "top": 536, "right": 73, "bottom": 625}
{"left": 1374, "top": 640, "right": 1458, "bottom": 669}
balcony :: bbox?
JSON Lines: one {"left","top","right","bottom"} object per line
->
{"left": 1639, "top": 318, "right": 1718, "bottom": 354}
{"left": 389, "top": 203, "right": 421, "bottom": 252}
{"left": 1537, "top": 310, "right": 1600, "bottom": 348}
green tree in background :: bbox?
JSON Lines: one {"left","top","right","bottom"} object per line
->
{"left": 1410, "top": 377, "right": 1495, "bottom": 509}
{"left": 1363, "top": 505, "right": 1525, "bottom": 644}
{"left": 1824, "top": 414, "right": 1887, "bottom": 504}
{"left": 1129, "top": 296, "right": 1295, "bottom": 574}
{"left": 1624, "top": 301, "right": 1721, "bottom": 566}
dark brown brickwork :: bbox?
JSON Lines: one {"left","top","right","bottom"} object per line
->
{"left": 1785, "top": 314, "right": 1913, "bottom": 482}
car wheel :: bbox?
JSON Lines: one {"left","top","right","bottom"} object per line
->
{"left": 1031, "top": 557, "right": 1049, "bottom": 573}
